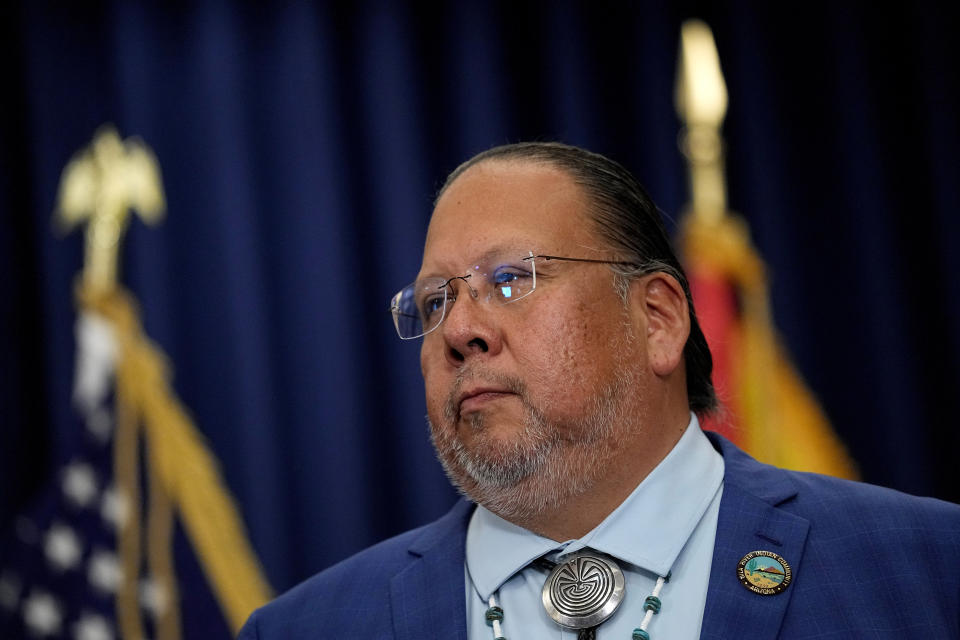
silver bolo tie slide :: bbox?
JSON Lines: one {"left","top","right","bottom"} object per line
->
{"left": 541, "top": 552, "right": 626, "bottom": 629}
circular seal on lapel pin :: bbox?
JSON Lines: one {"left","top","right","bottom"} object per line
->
{"left": 737, "top": 550, "right": 792, "bottom": 595}
{"left": 541, "top": 552, "right": 625, "bottom": 629}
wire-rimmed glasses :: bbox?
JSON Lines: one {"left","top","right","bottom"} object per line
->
{"left": 389, "top": 251, "right": 635, "bottom": 340}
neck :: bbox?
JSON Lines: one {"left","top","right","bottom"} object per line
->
{"left": 512, "top": 407, "right": 691, "bottom": 541}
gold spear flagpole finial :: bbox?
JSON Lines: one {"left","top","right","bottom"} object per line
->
{"left": 54, "top": 124, "right": 166, "bottom": 292}
{"left": 675, "top": 19, "right": 729, "bottom": 223}
{"left": 674, "top": 22, "right": 859, "bottom": 479}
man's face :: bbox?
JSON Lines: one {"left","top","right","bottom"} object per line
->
{"left": 418, "top": 160, "right": 652, "bottom": 520}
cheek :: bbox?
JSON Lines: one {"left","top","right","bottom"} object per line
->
{"left": 520, "top": 302, "right": 619, "bottom": 408}
{"left": 420, "top": 343, "right": 447, "bottom": 416}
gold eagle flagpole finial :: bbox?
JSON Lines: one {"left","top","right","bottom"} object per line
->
{"left": 54, "top": 125, "right": 166, "bottom": 292}
{"left": 52, "top": 126, "right": 273, "bottom": 636}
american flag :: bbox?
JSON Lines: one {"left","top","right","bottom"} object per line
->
{"left": 0, "top": 311, "right": 232, "bottom": 640}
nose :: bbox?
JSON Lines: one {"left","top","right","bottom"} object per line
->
{"left": 439, "top": 286, "right": 502, "bottom": 367}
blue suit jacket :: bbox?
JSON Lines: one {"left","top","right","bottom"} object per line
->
{"left": 239, "top": 433, "right": 960, "bottom": 638}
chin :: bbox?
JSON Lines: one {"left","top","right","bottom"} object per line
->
{"left": 427, "top": 409, "right": 600, "bottom": 523}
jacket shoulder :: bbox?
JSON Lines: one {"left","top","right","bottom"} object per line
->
{"left": 786, "top": 466, "right": 960, "bottom": 520}
{"left": 709, "top": 429, "right": 960, "bottom": 533}
{"left": 239, "top": 500, "right": 473, "bottom": 639}
{"left": 780, "top": 467, "right": 960, "bottom": 560}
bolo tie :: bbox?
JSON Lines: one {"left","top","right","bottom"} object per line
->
{"left": 485, "top": 551, "right": 669, "bottom": 640}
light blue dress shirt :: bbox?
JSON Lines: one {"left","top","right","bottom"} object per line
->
{"left": 465, "top": 415, "right": 724, "bottom": 639}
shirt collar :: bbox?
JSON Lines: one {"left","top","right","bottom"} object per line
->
{"left": 465, "top": 414, "right": 724, "bottom": 599}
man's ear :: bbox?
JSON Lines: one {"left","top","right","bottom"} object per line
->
{"left": 628, "top": 273, "right": 690, "bottom": 377}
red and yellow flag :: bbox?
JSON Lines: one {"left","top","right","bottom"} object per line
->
{"left": 676, "top": 20, "right": 856, "bottom": 478}
{"left": 681, "top": 214, "right": 857, "bottom": 478}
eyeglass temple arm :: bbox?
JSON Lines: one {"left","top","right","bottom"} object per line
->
{"left": 525, "top": 254, "right": 636, "bottom": 266}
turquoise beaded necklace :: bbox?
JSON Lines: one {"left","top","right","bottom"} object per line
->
{"left": 484, "top": 571, "right": 670, "bottom": 639}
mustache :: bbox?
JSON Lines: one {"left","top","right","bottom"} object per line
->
{"left": 443, "top": 366, "right": 528, "bottom": 424}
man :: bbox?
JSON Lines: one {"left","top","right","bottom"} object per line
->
{"left": 240, "top": 142, "right": 960, "bottom": 639}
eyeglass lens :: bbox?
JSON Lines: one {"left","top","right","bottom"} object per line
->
{"left": 391, "top": 253, "right": 537, "bottom": 339}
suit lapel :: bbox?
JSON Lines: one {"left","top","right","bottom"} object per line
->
{"left": 700, "top": 434, "right": 811, "bottom": 640}
{"left": 391, "top": 501, "right": 473, "bottom": 640}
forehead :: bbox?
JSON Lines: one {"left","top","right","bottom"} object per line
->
{"left": 420, "top": 160, "right": 598, "bottom": 274}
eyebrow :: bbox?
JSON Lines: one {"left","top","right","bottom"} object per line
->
{"left": 418, "top": 244, "right": 531, "bottom": 279}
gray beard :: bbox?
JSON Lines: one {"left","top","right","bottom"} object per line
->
{"left": 428, "top": 363, "right": 638, "bottom": 523}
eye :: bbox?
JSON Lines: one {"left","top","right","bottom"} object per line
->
{"left": 419, "top": 293, "right": 446, "bottom": 321}
{"left": 494, "top": 265, "right": 532, "bottom": 284}
{"left": 493, "top": 267, "right": 532, "bottom": 300}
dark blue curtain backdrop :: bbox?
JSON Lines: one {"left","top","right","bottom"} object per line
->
{"left": 2, "top": 0, "right": 958, "bottom": 604}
